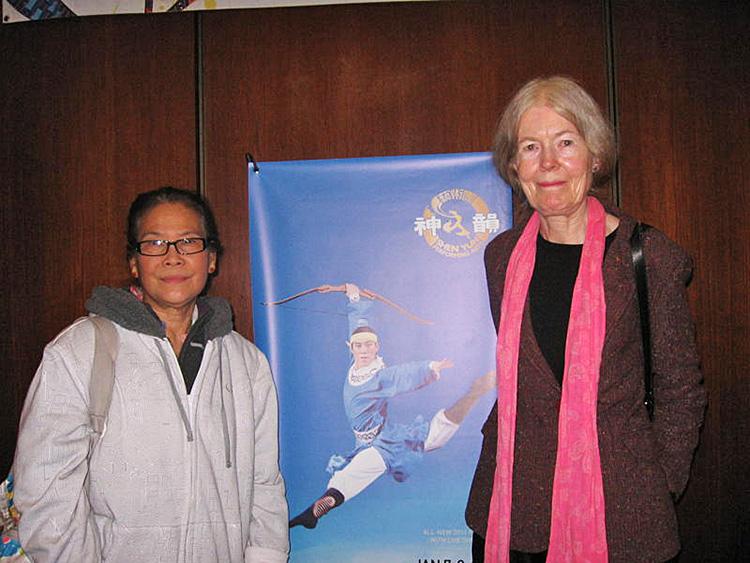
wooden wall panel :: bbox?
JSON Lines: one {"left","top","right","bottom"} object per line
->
{"left": 201, "top": 0, "right": 609, "bottom": 339}
{"left": 0, "top": 14, "right": 198, "bottom": 474}
{"left": 614, "top": 2, "right": 749, "bottom": 561}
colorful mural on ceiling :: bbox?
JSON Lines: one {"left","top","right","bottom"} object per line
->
{"left": 2, "top": 0, "right": 423, "bottom": 23}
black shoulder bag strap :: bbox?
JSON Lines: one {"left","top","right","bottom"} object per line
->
{"left": 630, "top": 222, "right": 654, "bottom": 421}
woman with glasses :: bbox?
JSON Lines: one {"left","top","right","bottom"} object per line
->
{"left": 13, "top": 187, "right": 289, "bottom": 562}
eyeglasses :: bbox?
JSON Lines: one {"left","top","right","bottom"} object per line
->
{"left": 134, "top": 238, "right": 208, "bottom": 256}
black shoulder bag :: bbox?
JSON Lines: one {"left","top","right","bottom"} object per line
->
{"left": 630, "top": 222, "right": 654, "bottom": 421}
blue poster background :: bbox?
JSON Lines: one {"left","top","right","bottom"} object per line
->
{"left": 249, "top": 152, "right": 512, "bottom": 562}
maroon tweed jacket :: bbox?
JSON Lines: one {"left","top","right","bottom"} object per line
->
{"left": 465, "top": 207, "right": 706, "bottom": 562}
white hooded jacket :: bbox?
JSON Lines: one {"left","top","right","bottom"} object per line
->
{"left": 13, "top": 287, "right": 289, "bottom": 562}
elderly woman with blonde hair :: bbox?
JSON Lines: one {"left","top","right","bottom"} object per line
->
{"left": 466, "top": 77, "right": 706, "bottom": 563}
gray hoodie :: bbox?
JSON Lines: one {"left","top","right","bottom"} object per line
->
{"left": 14, "top": 287, "right": 289, "bottom": 562}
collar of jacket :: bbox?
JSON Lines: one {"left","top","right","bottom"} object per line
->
{"left": 85, "top": 285, "right": 233, "bottom": 339}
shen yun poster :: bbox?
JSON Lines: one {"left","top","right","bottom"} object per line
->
{"left": 249, "top": 153, "right": 512, "bottom": 562}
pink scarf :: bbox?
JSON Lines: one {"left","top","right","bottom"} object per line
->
{"left": 485, "top": 196, "right": 609, "bottom": 562}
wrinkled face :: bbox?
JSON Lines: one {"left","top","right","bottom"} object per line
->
{"left": 514, "top": 105, "right": 596, "bottom": 220}
{"left": 351, "top": 339, "right": 379, "bottom": 369}
{"left": 129, "top": 202, "right": 216, "bottom": 317}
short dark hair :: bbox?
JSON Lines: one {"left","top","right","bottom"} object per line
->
{"left": 126, "top": 186, "right": 223, "bottom": 260}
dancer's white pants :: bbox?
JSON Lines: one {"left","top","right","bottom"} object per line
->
{"left": 328, "top": 408, "right": 459, "bottom": 500}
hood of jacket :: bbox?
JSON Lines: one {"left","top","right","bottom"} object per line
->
{"left": 85, "top": 286, "right": 233, "bottom": 339}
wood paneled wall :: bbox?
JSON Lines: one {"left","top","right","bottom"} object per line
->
{"left": 614, "top": 2, "right": 749, "bottom": 560}
{"left": 201, "top": 0, "right": 608, "bottom": 339}
{"left": 1, "top": 2, "right": 746, "bottom": 561}
{"left": 0, "top": 14, "right": 198, "bottom": 472}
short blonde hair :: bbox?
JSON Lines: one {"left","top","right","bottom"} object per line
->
{"left": 493, "top": 76, "right": 616, "bottom": 197}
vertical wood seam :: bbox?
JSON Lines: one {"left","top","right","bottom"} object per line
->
{"left": 603, "top": 0, "right": 621, "bottom": 206}
{"left": 195, "top": 13, "right": 206, "bottom": 196}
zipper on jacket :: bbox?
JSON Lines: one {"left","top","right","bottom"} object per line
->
{"left": 156, "top": 338, "right": 195, "bottom": 442}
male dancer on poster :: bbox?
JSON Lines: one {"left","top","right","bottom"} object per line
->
{"left": 290, "top": 283, "right": 494, "bottom": 529}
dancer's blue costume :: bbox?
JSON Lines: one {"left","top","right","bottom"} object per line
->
{"left": 326, "top": 298, "right": 438, "bottom": 482}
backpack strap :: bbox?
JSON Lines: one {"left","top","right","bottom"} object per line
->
{"left": 88, "top": 315, "right": 118, "bottom": 435}
{"left": 629, "top": 222, "right": 654, "bottom": 421}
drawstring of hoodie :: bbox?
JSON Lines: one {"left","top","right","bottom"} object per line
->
{"left": 217, "top": 339, "right": 232, "bottom": 469}
{"left": 156, "top": 341, "right": 195, "bottom": 442}
{"left": 156, "top": 338, "right": 232, "bottom": 468}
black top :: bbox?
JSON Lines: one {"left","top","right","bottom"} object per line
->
{"left": 530, "top": 230, "right": 617, "bottom": 385}
{"left": 177, "top": 303, "right": 215, "bottom": 394}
